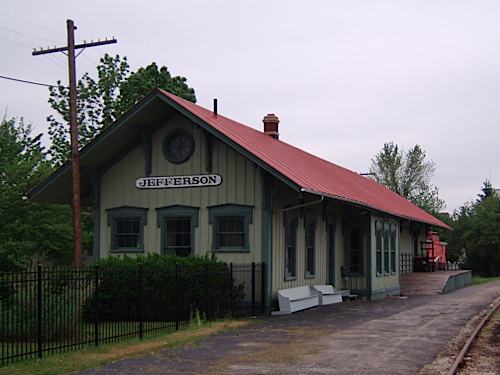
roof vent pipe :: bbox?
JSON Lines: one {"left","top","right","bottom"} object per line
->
{"left": 263, "top": 113, "right": 279, "bottom": 140}
{"left": 213, "top": 98, "right": 218, "bottom": 115}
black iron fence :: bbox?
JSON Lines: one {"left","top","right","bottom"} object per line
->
{"left": 0, "top": 262, "right": 265, "bottom": 366}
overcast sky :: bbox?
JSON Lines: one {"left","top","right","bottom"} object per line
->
{"left": 1, "top": 1, "right": 499, "bottom": 212}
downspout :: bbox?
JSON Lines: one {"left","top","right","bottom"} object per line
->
{"left": 366, "top": 212, "right": 372, "bottom": 298}
{"left": 260, "top": 169, "right": 277, "bottom": 314}
{"left": 266, "top": 185, "right": 278, "bottom": 313}
{"left": 83, "top": 167, "right": 101, "bottom": 261}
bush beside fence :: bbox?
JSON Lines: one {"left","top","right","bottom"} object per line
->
{"left": 0, "top": 257, "right": 264, "bottom": 366}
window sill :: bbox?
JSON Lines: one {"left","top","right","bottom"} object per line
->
{"left": 110, "top": 249, "right": 145, "bottom": 253}
{"left": 305, "top": 274, "right": 315, "bottom": 279}
{"left": 376, "top": 272, "right": 383, "bottom": 277}
{"left": 212, "top": 247, "right": 250, "bottom": 253}
{"left": 284, "top": 276, "right": 296, "bottom": 281}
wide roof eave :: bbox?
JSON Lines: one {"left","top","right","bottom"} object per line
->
{"left": 301, "top": 188, "right": 451, "bottom": 230}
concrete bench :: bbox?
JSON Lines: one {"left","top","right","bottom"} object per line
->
{"left": 311, "top": 285, "right": 343, "bottom": 305}
{"left": 273, "top": 285, "right": 319, "bottom": 315}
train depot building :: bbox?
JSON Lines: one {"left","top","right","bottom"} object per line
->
{"left": 30, "top": 89, "right": 451, "bottom": 310}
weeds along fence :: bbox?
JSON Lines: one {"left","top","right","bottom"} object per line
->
{"left": 0, "top": 262, "right": 265, "bottom": 366}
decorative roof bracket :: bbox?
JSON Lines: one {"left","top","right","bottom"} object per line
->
{"left": 131, "top": 124, "right": 153, "bottom": 176}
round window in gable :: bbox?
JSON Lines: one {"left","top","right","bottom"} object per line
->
{"left": 163, "top": 129, "right": 195, "bottom": 164}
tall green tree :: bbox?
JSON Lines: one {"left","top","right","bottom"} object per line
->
{"left": 477, "top": 179, "right": 495, "bottom": 202}
{"left": 369, "top": 142, "right": 445, "bottom": 214}
{"left": 446, "top": 182, "right": 500, "bottom": 276}
{"left": 47, "top": 54, "right": 196, "bottom": 165}
{"left": 443, "top": 203, "right": 472, "bottom": 263}
{"left": 0, "top": 117, "right": 90, "bottom": 270}
{"left": 117, "top": 62, "right": 196, "bottom": 114}
{"left": 465, "top": 195, "right": 500, "bottom": 276}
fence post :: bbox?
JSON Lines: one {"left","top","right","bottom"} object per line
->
{"left": 37, "top": 265, "right": 42, "bottom": 359}
{"left": 94, "top": 266, "right": 100, "bottom": 347}
{"left": 139, "top": 264, "right": 143, "bottom": 340}
{"left": 251, "top": 262, "right": 256, "bottom": 316}
{"left": 229, "top": 263, "right": 234, "bottom": 316}
{"left": 175, "top": 264, "right": 179, "bottom": 331}
{"left": 261, "top": 262, "right": 266, "bottom": 314}
{"left": 205, "top": 264, "right": 209, "bottom": 319}
{"left": 1, "top": 273, "right": 6, "bottom": 365}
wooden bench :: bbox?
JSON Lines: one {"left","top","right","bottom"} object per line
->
{"left": 273, "top": 286, "right": 319, "bottom": 315}
{"left": 340, "top": 289, "right": 358, "bottom": 301}
{"left": 311, "top": 285, "right": 343, "bottom": 305}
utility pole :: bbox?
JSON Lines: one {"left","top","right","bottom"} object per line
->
{"left": 33, "top": 20, "right": 117, "bottom": 269}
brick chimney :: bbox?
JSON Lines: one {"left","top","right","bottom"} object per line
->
{"left": 263, "top": 114, "right": 279, "bottom": 140}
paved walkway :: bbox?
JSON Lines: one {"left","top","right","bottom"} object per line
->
{"left": 78, "top": 281, "right": 500, "bottom": 375}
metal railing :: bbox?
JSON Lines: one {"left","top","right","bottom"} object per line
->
{"left": 400, "top": 253, "right": 463, "bottom": 274}
{"left": 0, "top": 262, "right": 265, "bottom": 366}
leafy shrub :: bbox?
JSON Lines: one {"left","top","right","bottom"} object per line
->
{"left": 0, "top": 270, "right": 89, "bottom": 342}
{"left": 81, "top": 254, "right": 244, "bottom": 323}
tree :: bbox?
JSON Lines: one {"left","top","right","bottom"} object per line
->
{"left": 0, "top": 117, "right": 91, "bottom": 270}
{"left": 117, "top": 62, "right": 196, "bottom": 114}
{"left": 477, "top": 179, "right": 495, "bottom": 202}
{"left": 443, "top": 203, "right": 472, "bottom": 263}
{"left": 47, "top": 54, "right": 196, "bottom": 165}
{"left": 369, "top": 142, "right": 445, "bottom": 214}
{"left": 445, "top": 180, "right": 500, "bottom": 276}
{"left": 464, "top": 195, "right": 500, "bottom": 276}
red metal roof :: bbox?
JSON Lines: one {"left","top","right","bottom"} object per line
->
{"left": 159, "top": 89, "right": 450, "bottom": 229}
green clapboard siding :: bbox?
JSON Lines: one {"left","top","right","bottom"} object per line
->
{"left": 270, "top": 183, "right": 329, "bottom": 298}
{"left": 99, "top": 115, "right": 262, "bottom": 264}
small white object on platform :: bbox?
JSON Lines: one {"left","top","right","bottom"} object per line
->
{"left": 311, "top": 285, "right": 343, "bottom": 305}
{"left": 273, "top": 285, "right": 319, "bottom": 315}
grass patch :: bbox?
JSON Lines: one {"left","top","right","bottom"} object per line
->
{"left": 0, "top": 319, "right": 249, "bottom": 375}
{"left": 0, "top": 321, "right": 180, "bottom": 362}
{"left": 472, "top": 275, "right": 500, "bottom": 285}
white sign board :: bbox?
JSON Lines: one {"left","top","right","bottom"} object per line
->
{"left": 135, "top": 174, "right": 222, "bottom": 189}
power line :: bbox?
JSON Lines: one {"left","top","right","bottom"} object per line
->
{"left": 0, "top": 11, "right": 65, "bottom": 36}
{"left": 0, "top": 36, "right": 89, "bottom": 73}
{"left": 0, "top": 11, "right": 103, "bottom": 46}
{"left": 35, "top": 54, "right": 68, "bottom": 72}
{"left": 0, "top": 27, "right": 59, "bottom": 43}
{"left": 0, "top": 33, "right": 99, "bottom": 66}
{"left": 42, "top": 54, "right": 68, "bottom": 71}
{"left": 0, "top": 36, "right": 69, "bottom": 72}
{"left": 0, "top": 26, "right": 62, "bottom": 45}
{"left": 0, "top": 12, "right": 107, "bottom": 66}
{"left": 80, "top": 54, "right": 99, "bottom": 65}
{"left": 0, "top": 74, "right": 63, "bottom": 88}
{"left": 0, "top": 36, "right": 36, "bottom": 48}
